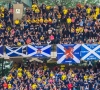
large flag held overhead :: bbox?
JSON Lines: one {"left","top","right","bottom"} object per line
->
{"left": 81, "top": 44, "right": 100, "bottom": 60}
{"left": 6, "top": 46, "right": 27, "bottom": 57}
{"left": 27, "top": 45, "right": 51, "bottom": 57}
{"left": 0, "top": 46, "right": 3, "bottom": 57}
{"left": 57, "top": 44, "right": 81, "bottom": 64}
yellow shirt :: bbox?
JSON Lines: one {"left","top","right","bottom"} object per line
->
{"left": 32, "top": 84, "right": 37, "bottom": 89}
{"left": 24, "top": 69, "right": 26, "bottom": 73}
{"left": 28, "top": 74, "right": 32, "bottom": 78}
{"left": 71, "top": 74, "right": 75, "bottom": 78}
{"left": 67, "top": 18, "right": 71, "bottom": 24}
{"left": 61, "top": 67, "right": 65, "bottom": 70}
{"left": 62, "top": 75, "right": 67, "bottom": 80}
{"left": 17, "top": 72, "right": 22, "bottom": 77}
{"left": 43, "top": 81, "right": 46, "bottom": 85}
{"left": 44, "top": 66, "right": 47, "bottom": 70}
{"left": 95, "top": 7, "right": 99, "bottom": 15}
{"left": 84, "top": 75, "right": 88, "bottom": 80}
{"left": 14, "top": 20, "right": 20, "bottom": 24}
{"left": 40, "top": 36, "right": 44, "bottom": 40}
{"left": 36, "top": 19, "right": 39, "bottom": 24}
{"left": 32, "top": 4, "right": 37, "bottom": 11}
{"left": 17, "top": 42, "right": 22, "bottom": 46}
{"left": 1, "top": 7, "right": 4, "bottom": 12}
{"left": 35, "top": 8, "right": 40, "bottom": 13}
{"left": 89, "top": 75, "right": 93, "bottom": 79}
{"left": 7, "top": 26, "right": 11, "bottom": 31}
{"left": 93, "top": 14, "right": 97, "bottom": 20}
{"left": 79, "top": 27, "right": 84, "bottom": 33}
{"left": 76, "top": 28, "right": 80, "bottom": 33}
{"left": 39, "top": 18, "right": 43, "bottom": 23}
{"left": 26, "top": 71, "right": 30, "bottom": 75}
{"left": 86, "top": 8, "right": 91, "bottom": 14}
{"left": 32, "top": 4, "right": 37, "bottom": 8}
{"left": 1, "top": 13, "right": 4, "bottom": 18}
{"left": 27, "top": 19, "right": 31, "bottom": 23}
{"left": 7, "top": 76, "right": 12, "bottom": 81}
{"left": 37, "top": 78, "right": 41, "bottom": 82}
{"left": 61, "top": 65, "right": 65, "bottom": 70}
{"left": 32, "top": 19, "right": 36, "bottom": 23}
{"left": 18, "top": 68, "right": 22, "bottom": 72}
{"left": 0, "top": 23, "right": 2, "bottom": 28}
{"left": 44, "top": 19, "right": 48, "bottom": 23}
{"left": 46, "top": 6, "right": 51, "bottom": 10}
{"left": 8, "top": 84, "right": 12, "bottom": 89}
{"left": 63, "top": 9, "right": 68, "bottom": 15}
{"left": 50, "top": 73, "right": 54, "bottom": 77}
{"left": 48, "top": 18, "right": 52, "bottom": 23}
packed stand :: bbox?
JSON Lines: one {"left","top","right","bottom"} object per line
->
{"left": 0, "top": 4, "right": 100, "bottom": 46}
{"left": 0, "top": 62, "right": 100, "bottom": 90}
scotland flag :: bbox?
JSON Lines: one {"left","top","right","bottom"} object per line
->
{"left": 27, "top": 45, "right": 51, "bottom": 57}
{"left": 81, "top": 44, "right": 100, "bottom": 60}
{"left": 0, "top": 46, "right": 3, "bottom": 57}
{"left": 57, "top": 44, "right": 81, "bottom": 64}
{"left": 6, "top": 46, "right": 27, "bottom": 57}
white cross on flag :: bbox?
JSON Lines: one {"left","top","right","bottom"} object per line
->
{"left": 57, "top": 44, "right": 81, "bottom": 64}
{"left": 6, "top": 46, "right": 27, "bottom": 57}
{"left": 81, "top": 44, "right": 100, "bottom": 60}
{"left": 27, "top": 45, "right": 51, "bottom": 57}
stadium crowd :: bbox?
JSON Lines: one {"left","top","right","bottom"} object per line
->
{"left": 0, "top": 2, "right": 100, "bottom": 90}
{"left": 0, "top": 62, "right": 100, "bottom": 90}
{"left": 0, "top": 3, "right": 100, "bottom": 46}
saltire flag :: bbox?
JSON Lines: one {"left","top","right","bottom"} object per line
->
{"left": 6, "top": 46, "right": 27, "bottom": 57}
{"left": 57, "top": 44, "right": 81, "bottom": 64}
{"left": 81, "top": 44, "right": 100, "bottom": 60}
{"left": 27, "top": 45, "right": 51, "bottom": 57}
{"left": 0, "top": 45, "right": 4, "bottom": 57}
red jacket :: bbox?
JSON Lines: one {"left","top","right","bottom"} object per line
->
{"left": 67, "top": 83, "right": 73, "bottom": 90}
{"left": 3, "top": 83, "right": 8, "bottom": 89}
